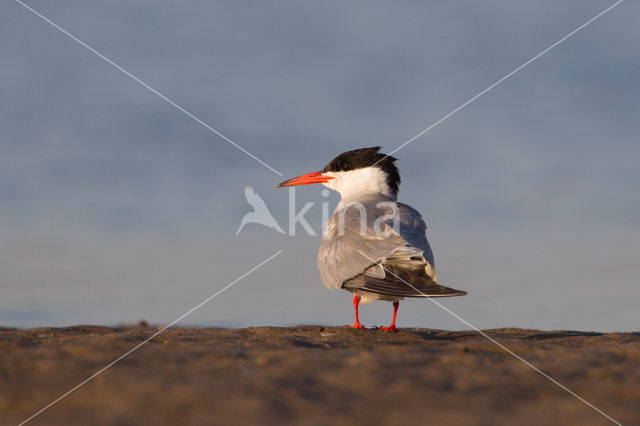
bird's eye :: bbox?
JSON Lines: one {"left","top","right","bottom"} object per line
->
{"left": 341, "top": 162, "right": 352, "bottom": 171}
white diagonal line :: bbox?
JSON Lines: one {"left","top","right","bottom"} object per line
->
{"left": 374, "top": 0, "right": 624, "bottom": 167}
{"left": 15, "top": 0, "right": 283, "bottom": 177}
{"left": 18, "top": 249, "right": 283, "bottom": 426}
{"left": 356, "top": 249, "right": 622, "bottom": 425}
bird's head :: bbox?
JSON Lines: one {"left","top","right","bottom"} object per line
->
{"left": 277, "top": 147, "right": 400, "bottom": 201}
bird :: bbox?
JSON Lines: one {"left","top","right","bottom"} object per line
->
{"left": 277, "top": 147, "right": 466, "bottom": 331}
{"left": 236, "top": 186, "right": 285, "bottom": 235}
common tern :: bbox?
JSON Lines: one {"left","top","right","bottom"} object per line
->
{"left": 278, "top": 147, "right": 467, "bottom": 331}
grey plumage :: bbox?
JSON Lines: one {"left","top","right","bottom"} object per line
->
{"left": 318, "top": 193, "right": 466, "bottom": 302}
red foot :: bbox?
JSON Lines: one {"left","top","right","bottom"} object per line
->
{"left": 377, "top": 302, "right": 399, "bottom": 332}
{"left": 346, "top": 294, "right": 366, "bottom": 329}
{"left": 346, "top": 322, "right": 367, "bottom": 329}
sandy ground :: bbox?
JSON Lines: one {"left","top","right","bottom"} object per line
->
{"left": 0, "top": 325, "right": 638, "bottom": 426}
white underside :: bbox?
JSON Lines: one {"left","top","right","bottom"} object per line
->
{"left": 353, "top": 290, "right": 402, "bottom": 305}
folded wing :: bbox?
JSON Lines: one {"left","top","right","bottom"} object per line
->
{"left": 318, "top": 194, "right": 466, "bottom": 297}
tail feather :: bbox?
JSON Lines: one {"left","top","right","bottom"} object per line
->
{"left": 343, "top": 262, "right": 467, "bottom": 298}
{"left": 356, "top": 275, "right": 467, "bottom": 298}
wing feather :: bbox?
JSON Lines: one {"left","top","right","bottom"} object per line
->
{"left": 318, "top": 194, "right": 465, "bottom": 297}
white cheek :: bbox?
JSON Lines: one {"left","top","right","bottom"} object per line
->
{"left": 322, "top": 168, "right": 392, "bottom": 200}
{"left": 321, "top": 171, "right": 341, "bottom": 191}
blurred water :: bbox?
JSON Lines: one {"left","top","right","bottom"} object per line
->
{"left": 1, "top": 1, "right": 638, "bottom": 331}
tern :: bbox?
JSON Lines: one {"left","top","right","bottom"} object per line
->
{"left": 278, "top": 147, "right": 467, "bottom": 331}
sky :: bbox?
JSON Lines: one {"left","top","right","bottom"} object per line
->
{"left": 1, "top": 1, "right": 638, "bottom": 331}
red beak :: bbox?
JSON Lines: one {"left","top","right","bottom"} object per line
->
{"left": 277, "top": 171, "right": 335, "bottom": 187}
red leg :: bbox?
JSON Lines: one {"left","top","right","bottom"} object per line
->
{"left": 380, "top": 302, "right": 399, "bottom": 332}
{"left": 346, "top": 294, "right": 366, "bottom": 329}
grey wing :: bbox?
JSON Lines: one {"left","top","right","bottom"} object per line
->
{"left": 317, "top": 198, "right": 407, "bottom": 290}
{"left": 318, "top": 196, "right": 466, "bottom": 297}
{"left": 395, "top": 202, "right": 437, "bottom": 281}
